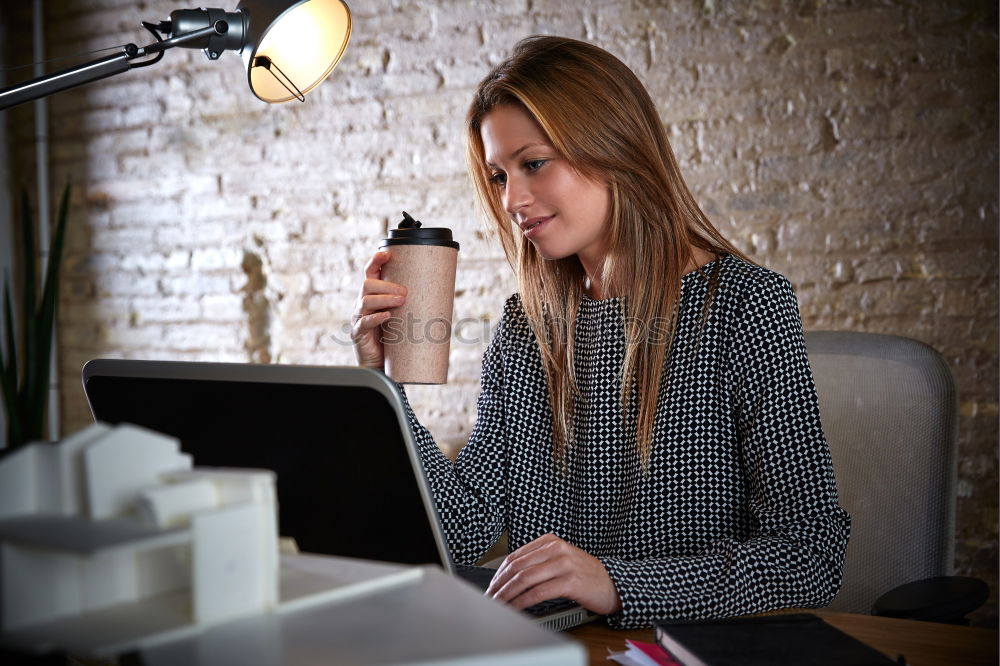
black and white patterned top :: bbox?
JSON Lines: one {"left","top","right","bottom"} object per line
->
{"left": 400, "top": 253, "right": 850, "bottom": 629}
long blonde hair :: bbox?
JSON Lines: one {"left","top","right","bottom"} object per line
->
{"left": 466, "top": 36, "right": 750, "bottom": 466}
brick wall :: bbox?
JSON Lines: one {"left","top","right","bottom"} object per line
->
{"left": 3, "top": 0, "right": 996, "bottom": 624}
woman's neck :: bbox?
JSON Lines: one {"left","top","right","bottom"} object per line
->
{"left": 578, "top": 248, "right": 605, "bottom": 300}
{"left": 584, "top": 275, "right": 605, "bottom": 300}
{"left": 580, "top": 247, "right": 718, "bottom": 301}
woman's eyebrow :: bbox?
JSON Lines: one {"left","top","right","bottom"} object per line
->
{"left": 485, "top": 142, "right": 549, "bottom": 168}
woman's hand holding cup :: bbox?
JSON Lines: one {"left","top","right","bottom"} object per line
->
{"left": 352, "top": 251, "right": 406, "bottom": 369}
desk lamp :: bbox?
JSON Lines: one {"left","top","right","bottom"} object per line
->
{"left": 0, "top": 0, "right": 352, "bottom": 110}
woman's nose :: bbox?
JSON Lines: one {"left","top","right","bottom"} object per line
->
{"left": 503, "top": 176, "right": 531, "bottom": 216}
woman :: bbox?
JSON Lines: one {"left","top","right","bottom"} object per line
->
{"left": 352, "top": 36, "right": 850, "bottom": 629}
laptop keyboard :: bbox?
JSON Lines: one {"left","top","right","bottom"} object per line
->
{"left": 454, "top": 564, "right": 580, "bottom": 617}
{"left": 454, "top": 563, "right": 497, "bottom": 587}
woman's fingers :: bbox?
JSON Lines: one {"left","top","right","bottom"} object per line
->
{"left": 485, "top": 533, "right": 623, "bottom": 616}
{"left": 356, "top": 292, "right": 405, "bottom": 316}
{"left": 361, "top": 277, "right": 407, "bottom": 297}
{"left": 492, "top": 553, "right": 571, "bottom": 605}
{"left": 487, "top": 534, "right": 563, "bottom": 596}
{"left": 352, "top": 251, "right": 405, "bottom": 370}
{"left": 364, "top": 250, "right": 392, "bottom": 279}
{"left": 357, "top": 253, "right": 406, "bottom": 318}
{"left": 506, "top": 579, "right": 567, "bottom": 611}
{"left": 359, "top": 252, "right": 407, "bottom": 306}
{"left": 351, "top": 311, "right": 391, "bottom": 338}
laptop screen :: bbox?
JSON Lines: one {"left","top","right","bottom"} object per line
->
{"left": 83, "top": 363, "right": 446, "bottom": 567}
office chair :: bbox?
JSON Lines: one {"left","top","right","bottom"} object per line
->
{"left": 804, "top": 331, "right": 988, "bottom": 624}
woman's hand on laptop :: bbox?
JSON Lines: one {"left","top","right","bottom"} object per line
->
{"left": 352, "top": 251, "right": 407, "bottom": 370}
{"left": 485, "top": 533, "right": 622, "bottom": 615}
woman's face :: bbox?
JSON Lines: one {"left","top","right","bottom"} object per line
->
{"left": 480, "top": 104, "right": 611, "bottom": 269}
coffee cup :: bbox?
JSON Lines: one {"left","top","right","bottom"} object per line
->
{"left": 378, "top": 212, "right": 460, "bottom": 384}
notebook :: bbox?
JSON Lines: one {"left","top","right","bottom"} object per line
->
{"left": 82, "top": 359, "right": 598, "bottom": 631}
{"left": 654, "top": 613, "right": 899, "bottom": 665}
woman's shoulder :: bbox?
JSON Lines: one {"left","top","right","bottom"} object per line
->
{"left": 714, "top": 253, "right": 796, "bottom": 301}
{"left": 705, "top": 254, "right": 804, "bottom": 335}
{"left": 501, "top": 292, "right": 528, "bottom": 322}
{"left": 494, "top": 293, "right": 535, "bottom": 342}
{"left": 503, "top": 292, "right": 525, "bottom": 312}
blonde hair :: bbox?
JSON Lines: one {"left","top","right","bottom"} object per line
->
{"left": 466, "top": 36, "right": 750, "bottom": 466}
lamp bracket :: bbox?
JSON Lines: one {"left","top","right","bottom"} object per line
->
{"left": 205, "top": 9, "right": 231, "bottom": 60}
{"left": 140, "top": 24, "right": 226, "bottom": 57}
{"left": 168, "top": 8, "right": 247, "bottom": 59}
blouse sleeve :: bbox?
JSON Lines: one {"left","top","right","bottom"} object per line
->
{"left": 396, "top": 300, "right": 515, "bottom": 564}
{"left": 597, "top": 274, "right": 851, "bottom": 629}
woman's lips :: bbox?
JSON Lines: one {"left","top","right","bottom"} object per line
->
{"left": 522, "top": 215, "right": 553, "bottom": 239}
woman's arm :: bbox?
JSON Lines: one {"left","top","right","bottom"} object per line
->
{"left": 353, "top": 251, "right": 511, "bottom": 564}
{"left": 398, "top": 300, "right": 517, "bottom": 565}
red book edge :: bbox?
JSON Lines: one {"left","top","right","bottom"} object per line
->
{"left": 626, "top": 639, "right": 684, "bottom": 666}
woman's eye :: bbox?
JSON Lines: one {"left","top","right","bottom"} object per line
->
{"left": 524, "top": 159, "right": 546, "bottom": 172}
{"left": 489, "top": 172, "right": 507, "bottom": 187}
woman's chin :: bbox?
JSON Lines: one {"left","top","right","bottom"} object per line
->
{"left": 530, "top": 243, "right": 569, "bottom": 262}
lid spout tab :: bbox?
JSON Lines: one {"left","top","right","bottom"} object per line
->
{"left": 399, "top": 211, "right": 422, "bottom": 229}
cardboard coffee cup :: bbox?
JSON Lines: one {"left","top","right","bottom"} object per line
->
{"left": 379, "top": 212, "right": 460, "bottom": 384}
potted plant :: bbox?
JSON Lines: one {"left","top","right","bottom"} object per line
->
{"left": 1, "top": 184, "right": 70, "bottom": 452}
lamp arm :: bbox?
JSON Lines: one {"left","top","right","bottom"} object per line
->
{"left": 0, "top": 21, "right": 234, "bottom": 112}
{"left": 0, "top": 52, "right": 132, "bottom": 111}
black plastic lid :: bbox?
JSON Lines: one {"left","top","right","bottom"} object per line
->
{"left": 379, "top": 211, "right": 460, "bottom": 250}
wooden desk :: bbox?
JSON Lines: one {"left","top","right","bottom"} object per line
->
{"left": 567, "top": 611, "right": 999, "bottom": 666}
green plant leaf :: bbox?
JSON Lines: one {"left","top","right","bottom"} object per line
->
{"left": 18, "top": 189, "right": 39, "bottom": 441}
{"left": 2, "top": 184, "right": 71, "bottom": 451}
{"left": 1, "top": 278, "right": 21, "bottom": 448}
{"left": 31, "top": 182, "right": 71, "bottom": 441}
{"left": 1, "top": 273, "right": 16, "bottom": 388}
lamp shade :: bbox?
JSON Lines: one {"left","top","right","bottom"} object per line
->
{"left": 237, "top": 0, "right": 352, "bottom": 103}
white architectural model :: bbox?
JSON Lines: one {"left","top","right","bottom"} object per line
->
{"left": 0, "top": 423, "right": 585, "bottom": 665}
{"left": 0, "top": 423, "right": 278, "bottom": 637}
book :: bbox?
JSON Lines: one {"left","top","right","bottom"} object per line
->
{"left": 608, "top": 639, "right": 683, "bottom": 666}
{"left": 654, "top": 613, "right": 900, "bottom": 666}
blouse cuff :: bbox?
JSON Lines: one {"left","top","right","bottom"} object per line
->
{"left": 597, "top": 555, "right": 729, "bottom": 629}
{"left": 596, "top": 555, "right": 678, "bottom": 629}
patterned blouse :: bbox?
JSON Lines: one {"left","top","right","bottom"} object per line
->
{"left": 400, "top": 253, "right": 850, "bottom": 629}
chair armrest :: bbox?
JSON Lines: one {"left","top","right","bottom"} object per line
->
{"left": 871, "top": 576, "right": 989, "bottom": 625}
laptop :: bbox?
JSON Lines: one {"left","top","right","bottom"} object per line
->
{"left": 81, "top": 359, "right": 598, "bottom": 632}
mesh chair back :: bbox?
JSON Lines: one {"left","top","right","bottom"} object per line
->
{"left": 804, "top": 331, "right": 958, "bottom": 614}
